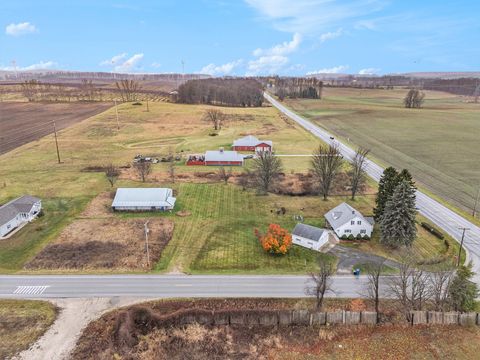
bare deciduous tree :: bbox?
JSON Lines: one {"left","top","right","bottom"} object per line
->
{"left": 349, "top": 147, "right": 370, "bottom": 200}
{"left": 168, "top": 148, "right": 176, "bottom": 183}
{"left": 252, "top": 151, "right": 283, "bottom": 195}
{"left": 305, "top": 257, "right": 335, "bottom": 310}
{"left": 105, "top": 164, "right": 120, "bottom": 187}
{"left": 428, "top": 269, "right": 454, "bottom": 312}
{"left": 21, "top": 80, "right": 40, "bottom": 102}
{"left": 203, "top": 109, "right": 225, "bottom": 131}
{"left": 388, "top": 257, "right": 412, "bottom": 321}
{"left": 133, "top": 161, "right": 152, "bottom": 182}
{"left": 364, "top": 261, "right": 384, "bottom": 317}
{"left": 310, "top": 144, "right": 343, "bottom": 200}
{"left": 404, "top": 89, "right": 425, "bottom": 108}
{"left": 115, "top": 80, "right": 141, "bottom": 102}
{"left": 238, "top": 169, "right": 252, "bottom": 191}
{"left": 218, "top": 166, "right": 232, "bottom": 184}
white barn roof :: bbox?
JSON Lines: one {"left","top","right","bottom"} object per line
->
{"left": 324, "top": 202, "right": 373, "bottom": 229}
{"left": 233, "top": 135, "right": 272, "bottom": 147}
{"left": 112, "top": 188, "right": 176, "bottom": 208}
{"left": 205, "top": 150, "right": 244, "bottom": 162}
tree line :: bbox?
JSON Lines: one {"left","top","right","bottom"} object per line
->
{"left": 258, "top": 76, "right": 323, "bottom": 100}
{"left": 177, "top": 78, "right": 264, "bottom": 107}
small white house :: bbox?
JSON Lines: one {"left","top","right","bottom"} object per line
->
{"left": 0, "top": 195, "right": 42, "bottom": 238}
{"left": 291, "top": 223, "right": 330, "bottom": 251}
{"left": 324, "top": 202, "right": 374, "bottom": 239}
{"left": 112, "top": 188, "right": 176, "bottom": 211}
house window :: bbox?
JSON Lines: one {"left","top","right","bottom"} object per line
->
{"left": 357, "top": 221, "right": 362, "bottom": 225}
{"left": 351, "top": 220, "right": 355, "bottom": 225}
{"left": 344, "top": 229, "right": 351, "bottom": 233}
{"left": 360, "top": 230, "right": 366, "bottom": 234}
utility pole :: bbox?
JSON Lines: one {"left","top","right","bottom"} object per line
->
{"left": 457, "top": 227, "right": 470, "bottom": 267}
{"left": 52, "top": 121, "right": 61, "bottom": 164}
{"left": 114, "top": 100, "right": 120, "bottom": 130}
{"left": 473, "top": 186, "right": 480, "bottom": 218}
{"left": 144, "top": 221, "right": 150, "bottom": 268}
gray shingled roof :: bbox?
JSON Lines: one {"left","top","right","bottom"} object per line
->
{"left": 233, "top": 135, "right": 272, "bottom": 147}
{"left": 324, "top": 202, "right": 370, "bottom": 229}
{"left": 112, "top": 188, "right": 176, "bottom": 208}
{"left": 292, "top": 223, "right": 325, "bottom": 242}
{"left": 0, "top": 195, "right": 41, "bottom": 225}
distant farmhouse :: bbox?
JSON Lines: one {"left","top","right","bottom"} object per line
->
{"left": 0, "top": 195, "right": 42, "bottom": 238}
{"left": 291, "top": 223, "right": 332, "bottom": 251}
{"left": 204, "top": 149, "right": 244, "bottom": 166}
{"left": 232, "top": 135, "right": 272, "bottom": 153}
{"left": 112, "top": 188, "right": 176, "bottom": 212}
{"left": 324, "top": 202, "right": 374, "bottom": 239}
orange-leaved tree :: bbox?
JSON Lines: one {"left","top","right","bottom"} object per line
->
{"left": 255, "top": 224, "right": 292, "bottom": 255}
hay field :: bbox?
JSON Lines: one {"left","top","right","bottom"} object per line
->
{"left": 285, "top": 87, "right": 480, "bottom": 215}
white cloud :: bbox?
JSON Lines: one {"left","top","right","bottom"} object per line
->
{"left": 101, "top": 53, "right": 144, "bottom": 73}
{"left": 247, "top": 55, "right": 289, "bottom": 76}
{"left": 319, "top": 28, "right": 344, "bottom": 43}
{"left": 100, "top": 53, "right": 128, "bottom": 66}
{"left": 114, "top": 53, "right": 144, "bottom": 72}
{"left": 358, "top": 67, "right": 380, "bottom": 75}
{"left": 200, "top": 59, "right": 243, "bottom": 76}
{"left": 151, "top": 62, "right": 162, "bottom": 68}
{"left": 244, "top": 0, "right": 384, "bottom": 34}
{"left": 0, "top": 61, "right": 56, "bottom": 71}
{"left": 5, "top": 22, "right": 37, "bottom": 36}
{"left": 253, "top": 33, "right": 301, "bottom": 56}
{"left": 306, "top": 65, "right": 349, "bottom": 75}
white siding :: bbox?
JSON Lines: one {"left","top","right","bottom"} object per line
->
{"left": 334, "top": 216, "right": 373, "bottom": 238}
{"left": 292, "top": 232, "right": 329, "bottom": 251}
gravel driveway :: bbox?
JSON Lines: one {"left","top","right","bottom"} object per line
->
{"left": 328, "top": 245, "right": 400, "bottom": 274}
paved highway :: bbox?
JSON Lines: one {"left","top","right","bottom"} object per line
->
{"left": 265, "top": 92, "right": 480, "bottom": 283}
{"left": 0, "top": 275, "right": 386, "bottom": 299}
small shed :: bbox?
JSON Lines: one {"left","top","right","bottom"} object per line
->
{"left": 291, "top": 223, "right": 330, "bottom": 251}
{"left": 112, "top": 188, "right": 176, "bottom": 211}
{"left": 204, "top": 149, "right": 244, "bottom": 166}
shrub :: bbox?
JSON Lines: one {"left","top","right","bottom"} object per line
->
{"left": 347, "top": 234, "right": 355, "bottom": 240}
{"left": 362, "top": 234, "right": 370, "bottom": 240}
{"left": 340, "top": 235, "right": 348, "bottom": 240}
{"left": 255, "top": 224, "right": 292, "bottom": 255}
{"left": 356, "top": 233, "right": 363, "bottom": 240}
{"left": 132, "top": 102, "right": 142, "bottom": 106}
{"left": 421, "top": 222, "right": 444, "bottom": 239}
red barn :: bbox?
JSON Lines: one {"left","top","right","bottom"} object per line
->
{"left": 205, "top": 149, "right": 244, "bottom": 166}
{"left": 232, "top": 135, "right": 272, "bottom": 152}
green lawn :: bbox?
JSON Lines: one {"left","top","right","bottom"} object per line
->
{"left": 285, "top": 87, "right": 480, "bottom": 216}
{"left": 0, "top": 299, "right": 57, "bottom": 359}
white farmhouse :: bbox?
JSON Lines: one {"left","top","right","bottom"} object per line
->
{"left": 291, "top": 223, "right": 331, "bottom": 251}
{"left": 0, "top": 195, "right": 42, "bottom": 238}
{"left": 324, "top": 202, "right": 374, "bottom": 239}
{"left": 112, "top": 188, "right": 176, "bottom": 211}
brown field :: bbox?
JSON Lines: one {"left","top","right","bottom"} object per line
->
{"left": 0, "top": 102, "right": 111, "bottom": 155}
{"left": 25, "top": 214, "right": 173, "bottom": 271}
{"left": 73, "top": 298, "right": 480, "bottom": 360}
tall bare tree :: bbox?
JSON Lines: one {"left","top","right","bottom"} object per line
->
{"left": 115, "top": 80, "right": 141, "bottom": 102}
{"left": 404, "top": 89, "right": 425, "bottom": 108}
{"left": 349, "top": 147, "right": 370, "bottom": 200}
{"left": 428, "top": 269, "right": 454, "bottom": 312}
{"left": 364, "top": 261, "right": 384, "bottom": 318}
{"left": 252, "top": 151, "right": 283, "bottom": 194}
{"left": 21, "top": 80, "right": 40, "bottom": 102}
{"left": 105, "top": 164, "right": 120, "bottom": 187}
{"left": 203, "top": 109, "right": 225, "bottom": 131}
{"left": 168, "top": 147, "right": 176, "bottom": 183}
{"left": 133, "top": 161, "right": 152, "bottom": 182}
{"left": 311, "top": 144, "right": 343, "bottom": 200}
{"left": 305, "top": 257, "right": 335, "bottom": 310}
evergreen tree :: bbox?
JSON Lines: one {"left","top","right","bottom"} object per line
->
{"left": 448, "top": 263, "right": 479, "bottom": 312}
{"left": 398, "top": 169, "right": 416, "bottom": 190}
{"left": 374, "top": 167, "right": 399, "bottom": 219}
{"left": 380, "top": 180, "right": 417, "bottom": 247}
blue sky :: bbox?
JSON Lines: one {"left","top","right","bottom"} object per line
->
{"left": 1, "top": 0, "right": 479, "bottom": 76}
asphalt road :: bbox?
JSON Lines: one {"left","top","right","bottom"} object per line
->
{"left": 0, "top": 275, "right": 385, "bottom": 299}
{"left": 265, "top": 92, "right": 480, "bottom": 283}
